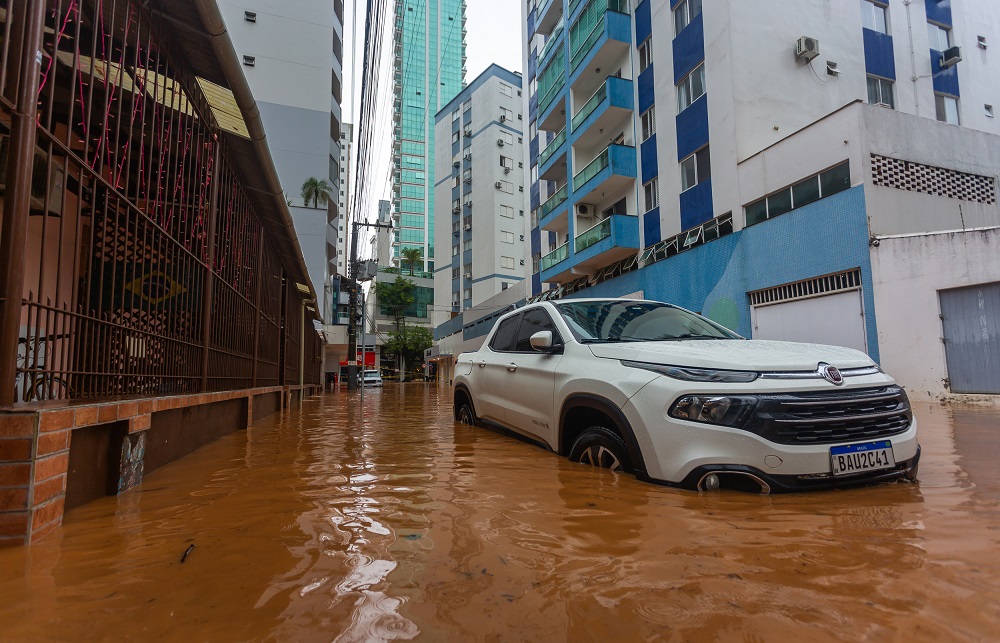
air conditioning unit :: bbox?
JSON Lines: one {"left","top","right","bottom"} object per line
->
{"left": 497, "top": 138, "right": 505, "bottom": 146}
{"left": 464, "top": 272, "right": 472, "bottom": 278}
{"left": 795, "top": 36, "right": 819, "bottom": 62}
{"left": 940, "top": 45, "right": 962, "bottom": 68}
{"left": 500, "top": 114, "right": 507, "bottom": 122}
{"left": 463, "top": 152, "right": 472, "bottom": 160}
{"left": 577, "top": 204, "right": 589, "bottom": 214}
{"left": 504, "top": 167, "right": 511, "bottom": 174}
{"left": 464, "top": 201, "right": 473, "bottom": 208}
{"left": 875, "top": 102, "right": 892, "bottom": 109}
{"left": 519, "top": 259, "right": 525, "bottom": 265}
{"left": 452, "top": 206, "right": 460, "bottom": 213}
{"left": 453, "top": 230, "right": 460, "bottom": 236}
{"left": 495, "top": 181, "right": 503, "bottom": 188}
{"left": 465, "top": 176, "right": 472, "bottom": 183}
{"left": 518, "top": 162, "right": 524, "bottom": 168}
{"left": 464, "top": 223, "right": 472, "bottom": 230}
{"left": 452, "top": 160, "right": 460, "bottom": 167}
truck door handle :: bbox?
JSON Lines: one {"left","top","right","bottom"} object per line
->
{"left": 477, "top": 360, "right": 486, "bottom": 368}
{"left": 506, "top": 363, "right": 517, "bottom": 372}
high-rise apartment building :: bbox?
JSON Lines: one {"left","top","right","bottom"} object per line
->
{"left": 432, "top": 65, "right": 527, "bottom": 329}
{"left": 222, "top": 0, "right": 346, "bottom": 323}
{"left": 521, "top": 0, "right": 1000, "bottom": 398}
{"left": 391, "top": 0, "right": 468, "bottom": 274}
{"left": 333, "top": 123, "right": 354, "bottom": 279}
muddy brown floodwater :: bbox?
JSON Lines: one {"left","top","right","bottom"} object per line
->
{"left": 2, "top": 385, "right": 1000, "bottom": 642}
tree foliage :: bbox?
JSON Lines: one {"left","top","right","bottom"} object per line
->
{"left": 383, "top": 326, "right": 433, "bottom": 366}
{"left": 401, "top": 247, "right": 423, "bottom": 276}
{"left": 374, "top": 276, "right": 415, "bottom": 320}
{"left": 300, "top": 177, "right": 333, "bottom": 208}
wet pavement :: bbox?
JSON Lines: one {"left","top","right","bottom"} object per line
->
{"left": 1, "top": 385, "right": 999, "bottom": 641}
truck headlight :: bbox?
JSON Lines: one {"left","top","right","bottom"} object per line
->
{"left": 622, "top": 360, "right": 759, "bottom": 383}
{"left": 669, "top": 395, "right": 758, "bottom": 427}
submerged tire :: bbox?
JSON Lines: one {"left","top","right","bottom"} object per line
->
{"left": 456, "top": 401, "right": 477, "bottom": 426}
{"left": 568, "top": 426, "right": 631, "bottom": 473}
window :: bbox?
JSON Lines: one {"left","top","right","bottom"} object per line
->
{"left": 501, "top": 231, "right": 514, "bottom": 244}
{"left": 452, "top": 175, "right": 459, "bottom": 187}
{"left": 674, "top": 0, "right": 702, "bottom": 37}
{"left": 497, "top": 180, "right": 513, "bottom": 193}
{"left": 464, "top": 288, "right": 472, "bottom": 300}
{"left": 452, "top": 244, "right": 460, "bottom": 256}
{"left": 500, "top": 155, "right": 513, "bottom": 169}
{"left": 638, "top": 38, "right": 652, "bottom": 73}
{"left": 643, "top": 178, "right": 659, "bottom": 212}
{"left": 866, "top": 75, "right": 895, "bottom": 108}
{"left": 641, "top": 107, "right": 656, "bottom": 141}
{"left": 501, "top": 256, "right": 515, "bottom": 269}
{"left": 744, "top": 162, "right": 851, "bottom": 226}
{"left": 464, "top": 239, "right": 472, "bottom": 251}
{"left": 452, "top": 109, "right": 460, "bottom": 122}
{"left": 680, "top": 146, "right": 711, "bottom": 192}
{"left": 500, "top": 82, "right": 513, "bottom": 97}
{"left": 501, "top": 131, "right": 514, "bottom": 145}
{"left": 500, "top": 107, "right": 514, "bottom": 122}
{"left": 489, "top": 315, "right": 521, "bottom": 352}
{"left": 514, "top": 309, "right": 562, "bottom": 351}
{"left": 935, "top": 94, "right": 959, "bottom": 124}
{"left": 676, "top": 63, "right": 706, "bottom": 113}
{"left": 860, "top": 1, "right": 888, "bottom": 34}
{"left": 500, "top": 204, "right": 514, "bottom": 218}
{"left": 927, "top": 23, "right": 950, "bottom": 51}
{"left": 452, "top": 267, "right": 459, "bottom": 279}
{"left": 502, "top": 282, "right": 510, "bottom": 291}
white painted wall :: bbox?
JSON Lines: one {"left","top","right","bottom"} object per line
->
{"left": 870, "top": 227, "right": 1000, "bottom": 400}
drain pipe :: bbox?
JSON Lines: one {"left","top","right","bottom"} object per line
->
{"left": 300, "top": 299, "right": 316, "bottom": 399}
{"left": 190, "top": 0, "right": 317, "bottom": 305}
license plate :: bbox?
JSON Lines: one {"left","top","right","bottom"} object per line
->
{"left": 830, "top": 440, "right": 896, "bottom": 476}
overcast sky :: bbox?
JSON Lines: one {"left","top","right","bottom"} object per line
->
{"left": 465, "top": 1, "right": 524, "bottom": 80}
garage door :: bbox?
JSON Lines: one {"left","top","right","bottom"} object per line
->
{"left": 940, "top": 282, "right": 1000, "bottom": 394}
{"left": 752, "top": 290, "right": 868, "bottom": 353}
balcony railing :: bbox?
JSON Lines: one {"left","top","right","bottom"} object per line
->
{"left": 540, "top": 242, "right": 569, "bottom": 271}
{"left": 572, "top": 81, "right": 607, "bottom": 131}
{"left": 539, "top": 127, "right": 566, "bottom": 168}
{"left": 539, "top": 184, "right": 569, "bottom": 219}
{"left": 537, "top": 19, "right": 565, "bottom": 63}
{"left": 575, "top": 217, "right": 612, "bottom": 252}
{"left": 537, "top": 74, "right": 565, "bottom": 117}
{"left": 572, "top": 144, "right": 634, "bottom": 191}
{"left": 569, "top": 0, "right": 630, "bottom": 72}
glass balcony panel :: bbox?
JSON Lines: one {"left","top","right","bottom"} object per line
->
{"left": 539, "top": 184, "right": 569, "bottom": 219}
{"left": 540, "top": 242, "right": 569, "bottom": 271}
{"left": 539, "top": 127, "right": 567, "bottom": 167}
{"left": 571, "top": 82, "right": 608, "bottom": 131}
{"left": 573, "top": 148, "right": 610, "bottom": 191}
{"left": 575, "top": 217, "right": 612, "bottom": 252}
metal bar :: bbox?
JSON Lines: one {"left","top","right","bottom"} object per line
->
{"left": 0, "top": 1, "right": 45, "bottom": 406}
{"left": 200, "top": 142, "right": 221, "bottom": 391}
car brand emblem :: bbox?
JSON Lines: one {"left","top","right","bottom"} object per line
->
{"left": 818, "top": 362, "right": 844, "bottom": 385}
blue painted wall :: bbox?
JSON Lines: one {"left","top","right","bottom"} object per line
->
{"left": 640, "top": 134, "right": 658, "bottom": 184}
{"left": 676, "top": 94, "right": 709, "bottom": 160}
{"left": 672, "top": 12, "right": 704, "bottom": 81}
{"left": 863, "top": 29, "right": 896, "bottom": 80}
{"left": 565, "top": 186, "right": 881, "bottom": 361}
{"left": 679, "top": 177, "right": 713, "bottom": 229}
{"left": 643, "top": 206, "right": 661, "bottom": 246}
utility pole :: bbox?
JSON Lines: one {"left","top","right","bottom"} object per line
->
{"left": 347, "top": 220, "right": 393, "bottom": 391}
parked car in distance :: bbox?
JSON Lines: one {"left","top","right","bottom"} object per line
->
{"left": 362, "top": 370, "right": 383, "bottom": 387}
{"left": 453, "top": 298, "right": 920, "bottom": 493}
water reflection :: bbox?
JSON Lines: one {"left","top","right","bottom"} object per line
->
{"left": 0, "top": 387, "right": 998, "bottom": 640}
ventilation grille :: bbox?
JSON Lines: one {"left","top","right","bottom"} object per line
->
{"left": 871, "top": 154, "right": 997, "bottom": 204}
{"left": 749, "top": 269, "right": 862, "bottom": 307}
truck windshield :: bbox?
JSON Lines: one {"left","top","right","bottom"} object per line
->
{"left": 554, "top": 301, "right": 740, "bottom": 343}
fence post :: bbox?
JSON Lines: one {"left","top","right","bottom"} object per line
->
{"left": 0, "top": 2, "right": 46, "bottom": 406}
{"left": 200, "top": 142, "right": 222, "bottom": 392}
{"left": 251, "top": 234, "right": 264, "bottom": 387}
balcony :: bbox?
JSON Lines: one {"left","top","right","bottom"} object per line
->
{"left": 543, "top": 214, "right": 638, "bottom": 285}
{"left": 537, "top": 19, "right": 565, "bottom": 68}
{"left": 540, "top": 241, "right": 569, "bottom": 272}
{"left": 535, "top": 0, "right": 562, "bottom": 36}
{"left": 572, "top": 143, "right": 635, "bottom": 201}
{"left": 538, "top": 183, "right": 569, "bottom": 221}
{"left": 539, "top": 127, "right": 567, "bottom": 181}
{"left": 568, "top": 1, "right": 631, "bottom": 98}
{"left": 570, "top": 76, "right": 633, "bottom": 150}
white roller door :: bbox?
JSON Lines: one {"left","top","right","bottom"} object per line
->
{"left": 751, "top": 289, "right": 868, "bottom": 353}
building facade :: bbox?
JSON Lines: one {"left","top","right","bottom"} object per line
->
{"left": 432, "top": 65, "right": 528, "bottom": 329}
{"left": 391, "top": 0, "right": 467, "bottom": 274}
{"left": 222, "top": 0, "right": 346, "bottom": 323}
{"left": 333, "top": 123, "right": 354, "bottom": 281}
{"left": 520, "top": 0, "right": 1000, "bottom": 399}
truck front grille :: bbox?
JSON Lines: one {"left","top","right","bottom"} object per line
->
{"left": 744, "top": 386, "right": 912, "bottom": 445}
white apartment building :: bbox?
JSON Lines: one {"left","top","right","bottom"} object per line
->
{"left": 517, "top": 0, "right": 1000, "bottom": 399}
{"left": 221, "top": 0, "right": 346, "bottom": 324}
{"left": 431, "top": 65, "right": 529, "bottom": 330}
{"left": 332, "top": 123, "right": 353, "bottom": 280}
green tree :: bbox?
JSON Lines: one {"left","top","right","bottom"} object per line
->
{"left": 383, "top": 326, "right": 433, "bottom": 378}
{"left": 401, "top": 247, "right": 423, "bottom": 276}
{"left": 300, "top": 177, "right": 333, "bottom": 208}
{"left": 375, "top": 276, "right": 415, "bottom": 380}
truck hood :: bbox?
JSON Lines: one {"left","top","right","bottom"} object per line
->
{"left": 586, "top": 339, "right": 874, "bottom": 372}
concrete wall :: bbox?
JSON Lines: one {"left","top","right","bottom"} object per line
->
{"left": 870, "top": 227, "right": 1000, "bottom": 400}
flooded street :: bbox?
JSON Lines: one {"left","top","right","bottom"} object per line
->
{"left": 2, "top": 385, "right": 999, "bottom": 641}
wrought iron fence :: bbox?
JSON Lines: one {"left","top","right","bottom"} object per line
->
{"left": 0, "top": 0, "right": 321, "bottom": 404}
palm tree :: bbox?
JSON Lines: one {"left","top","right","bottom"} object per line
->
{"left": 401, "top": 247, "right": 423, "bottom": 276}
{"left": 300, "top": 177, "right": 333, "bottom": 208}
